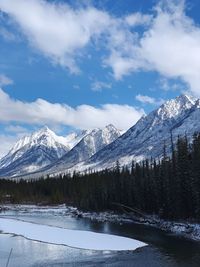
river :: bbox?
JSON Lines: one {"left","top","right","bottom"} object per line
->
{"left": 0, "top": 206, "right": 200, "bottom": 267}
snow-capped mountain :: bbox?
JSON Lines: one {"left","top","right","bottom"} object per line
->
{"left": 36, "top": 124, "right": 122, "bottom": 175}
{"left": 80, "top": 94, "right": 200, "bottom": 170}
{"left": 0, "top": 126, "right": 87, "bottom": 177}
{"left": 1, "top": 94, "right": 200, "bottom": 179}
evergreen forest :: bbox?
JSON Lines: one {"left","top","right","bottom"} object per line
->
{"left": 1, "top": 133, "right": 200, "bottom": 221}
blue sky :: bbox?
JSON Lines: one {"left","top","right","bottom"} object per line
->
{"left": 0, "top": 0, "right": 200, "bottom": 156}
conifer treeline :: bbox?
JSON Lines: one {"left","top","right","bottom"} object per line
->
{"left": 1, "top": 133, "right": 200, "bottom": 221}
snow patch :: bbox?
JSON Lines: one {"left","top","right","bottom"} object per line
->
{"left": 0, "top": 217, "right": 147, "bottom": 251}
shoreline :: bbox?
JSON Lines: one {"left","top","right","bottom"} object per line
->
{"left": 71, "top": 208, "right": 200, "bottom": 242}
{"left": 1, "top": 204, "right": 200, "bottom": 242}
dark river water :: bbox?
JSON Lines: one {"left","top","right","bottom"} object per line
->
{"left": 0, "top": 206, "right": 200, "bottom": 267}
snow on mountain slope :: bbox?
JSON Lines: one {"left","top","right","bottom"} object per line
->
{"left": 38, "top": 124, "right": 122, "bottom": 175}
{"left": 2, "top": 94, "right": 200, "bottom": 179}
{"left": 62, "top": 130, "right": 90, "bottom": 149}
{"left": 80, "top": 94, "right": 200, "bottom": 170}
{"left": 0, "top": 126, "right": 87, "bottom": 177}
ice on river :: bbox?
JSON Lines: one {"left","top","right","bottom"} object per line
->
{"left": 0, "top": 217, "right": 147, "bottom": 251}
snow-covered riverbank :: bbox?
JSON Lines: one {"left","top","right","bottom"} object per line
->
{"left": 69, "top": 207, "right": 200, "bottom": 242}
{"left": 1, "top": 204, "right": 200, "bottom": 242}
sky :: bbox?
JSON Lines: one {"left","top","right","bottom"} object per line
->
{"left": 0, "top": 0, "right": 200, "bottom": 157}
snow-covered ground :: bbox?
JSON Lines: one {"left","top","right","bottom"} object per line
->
{"left": 0, "top": 217, "right": 146, "bottom": 251}
{"left": 1, "top": 204, "right": 69, "bottom": 215}
{"left": 149, "top": 219, "right": 200, "bottom": 241}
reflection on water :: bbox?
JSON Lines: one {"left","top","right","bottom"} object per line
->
{"left": 0, "top": 207, "right": 200, "bottom": 267}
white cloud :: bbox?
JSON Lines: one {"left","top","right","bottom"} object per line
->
{"left": 0, "top": 74, "right": 13, "bottom": 87}
{"left": 0, "top": 1, "right": 149, "bottom": 79}
{"left": 0, "top": 0, "right": 154, "bottom": 78}
{"left": 125, "top": 12, "right": 152, "bottom": 27}
{"left": 138, "top": 0, "right": 200, "bottom": 96}
{"left": 91, "top": 81, "right": 111, "bottom": 92}
{"left": 103, "top": 25, "right": 142, "bottom": 80}
{"left": 136, "top": 94, "right": 164, "bottom": 105}
{"left": 0, "top": 0, "right": 112, "bottom": 73}
{"left": 0, "top": 89, "right": 144, "bottom": 130}
{"left": 106, "top": 0, "right": 200, "bottom": 96}
{"left": 1, "top": 0, "right": 199, "bottom": 96}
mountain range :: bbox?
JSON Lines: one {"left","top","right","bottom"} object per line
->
{"left": 0, "top": 94, "right": 200, "bottom": 179}
{"left": 0, "top": 125, "right": 121, "bottom": 177}
{"left": 83, "top": 94, "right": 199, "bottom": 170}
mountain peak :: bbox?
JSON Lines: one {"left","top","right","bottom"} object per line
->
{"left": 163, "top": 94, "right": 195, "bottom": 109}
{"left": 155, "top": 94, "right": 195, "bottom": 121}
{"left": 88, "top": 124, "right": 120, "bottom": 137}
{"left": 41, "top": 122, "right": 122, "bottom": 174}
{"left": 83, "top": 93, "right": 200, "bottom": 172}
{"left": 175, "top": 94, "right": 196, "bottom": 105}
{"left": 104, "top": 124, "right": 117, "bottom": 130}
{"left": 40, "top": 125, "right": 51, "bottom": 132}
{"left": 34, "top": 126, "right": 54, "bottom": 136}
{"left": 0, "top": 127, "right": 71, "bottom": 176}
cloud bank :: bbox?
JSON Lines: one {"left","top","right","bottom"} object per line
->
{"left": 0, "top": 89, "right": 144, "bottom": 130}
